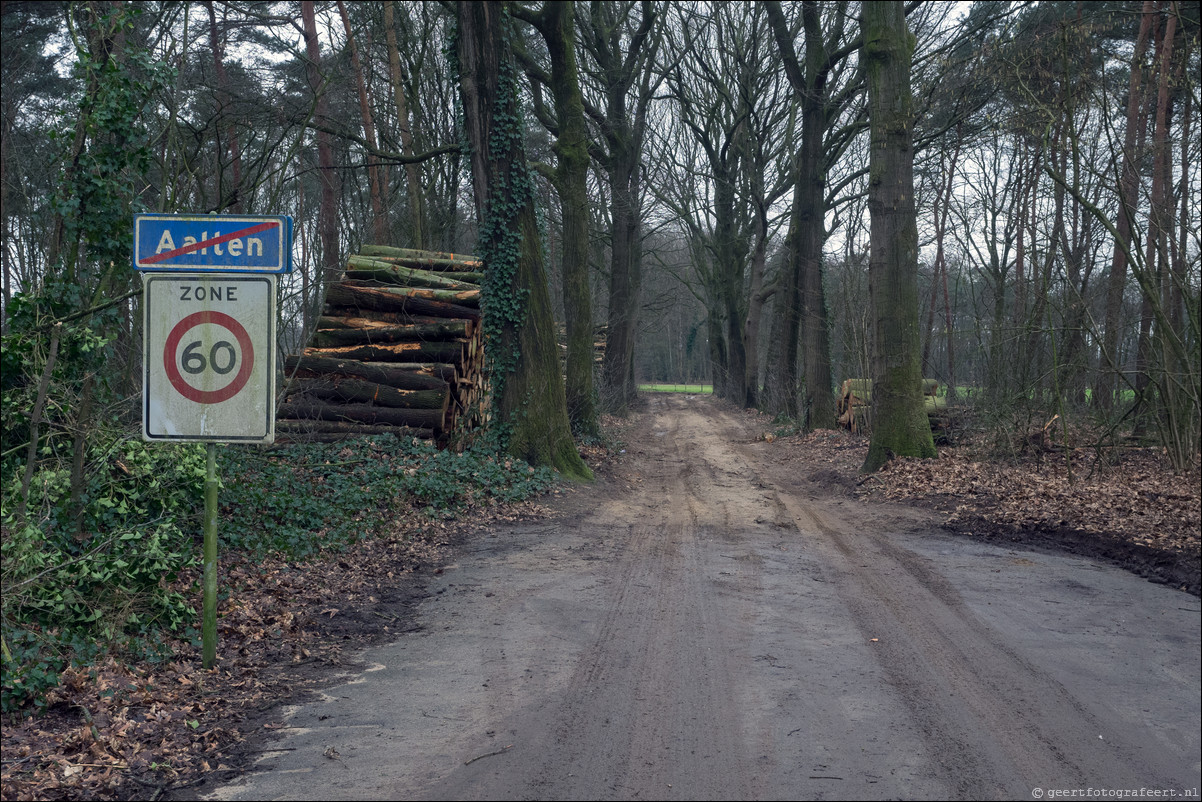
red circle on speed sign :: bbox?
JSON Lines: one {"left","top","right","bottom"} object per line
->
{"left": 163, "top": 311, "right": 255, "bottom": 404}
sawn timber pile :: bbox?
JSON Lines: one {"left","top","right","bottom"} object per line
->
{"left": 278, "top": 246, "right": 488, "bottom": 445}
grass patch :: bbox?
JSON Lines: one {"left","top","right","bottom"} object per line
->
{"left": 639, "top": 384, "right": 713, "bottom": 394}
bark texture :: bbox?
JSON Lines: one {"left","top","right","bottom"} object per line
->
{"left": 456, "top": 1, "right": 590, "bottom": 480}
{"left": 526, "top": 1, "right": 599, "bottom": 437}
{"left": 764, "top": 0, "right": 841, "bottom": 427}
{"left": 860, "top": 0, "right": 935, "bottom": 473}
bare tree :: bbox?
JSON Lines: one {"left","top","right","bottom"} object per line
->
{"left": 764, "top": 0, "right": 862, "bottom": 427}
{"left": 302, "top": 0, "right": 341, "bottom": 283}
{"left": 657, "top": 2, "right": 790, "bottom": 407}
{"left": 513, "top": 0, "right": 600, "bottom": 437}
{"left": 578, "top": 0, "right": 665, "bottom": 415}
{"left": 860, "top": 0, "right": 936, "bottom": 473}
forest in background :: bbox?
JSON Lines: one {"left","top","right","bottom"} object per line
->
{"left": 0, "top": 0, "right": 1198, "bottom": 714}
{"left": 2, "top": 1, "right": 1198, "bottom": 451}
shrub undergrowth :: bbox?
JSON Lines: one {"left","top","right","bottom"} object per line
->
{"left": 218, "top": 435, "right": 555, "bottom": 558}
{"left": 2, "top": 439, "right": 204, "bottom": 713}
{"left": 2, "top": 431, "right": 555, "bottom": 715}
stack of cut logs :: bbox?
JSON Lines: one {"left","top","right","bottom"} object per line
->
{"left": 836, "top": 378, "right": 944, "bottom": 433}
{"left": 277, "top": 246, "right": 487, "bottom": 445}
{"left": 556, "top": 323, "right": 608, "bottom": 374}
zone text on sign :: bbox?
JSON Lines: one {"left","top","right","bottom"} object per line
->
{"left": 179, "top": 285, "right": 240, "bottom": 301}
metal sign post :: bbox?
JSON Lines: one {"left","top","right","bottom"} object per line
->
{"left": 136, "top": 214, "right": 291, "bottom": 669}
{"left": 204, "top": 443, "right": 218, "bottom": 668}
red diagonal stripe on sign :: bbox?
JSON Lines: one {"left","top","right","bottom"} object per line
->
{"left": 140, "top": 221, "right": 280, "bottom": 265}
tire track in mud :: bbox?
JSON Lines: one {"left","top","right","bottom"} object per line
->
{"left": 513, "top": 399, "right": 764, "bottom": 800}
{"left": 759, "top": 443, "right": 1192, "bottom": 799}
{"left": 204, "top": 395, "right": 1200, "bottom": 802}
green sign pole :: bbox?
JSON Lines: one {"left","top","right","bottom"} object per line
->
{"left": 136, "top": 214, "right": 292, "bottom": 669}
{"left": 202, "top": 442, "right": 218, "bottom": 668}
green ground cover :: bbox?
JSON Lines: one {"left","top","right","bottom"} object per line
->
{"left": 1, "top": 433, "right": 554, "bottom": 713}
{"left": 639, "top": 384, "right": 714, "bottom": 394}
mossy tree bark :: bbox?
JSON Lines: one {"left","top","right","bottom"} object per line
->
{"left": 860, "top": 0, "right": 935, "bottom": 473}
{"left": 514, "top": 1, "right": 599, "bottom": 438}
{"left": 456, "top": 1, "right": 591, "bottom": 480}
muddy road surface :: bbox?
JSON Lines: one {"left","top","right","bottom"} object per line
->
{"left": 206, "top": 395, "right": 1201, "bottom": 801}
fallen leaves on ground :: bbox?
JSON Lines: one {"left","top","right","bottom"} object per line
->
{"left": 774, "top": 426, "right": 1200, "bottom": 596}
{"left": 0, "top": 499, "right": 550, "bottom": 802}
{"left": 872, "top": 449, "right": 1199, "bottom": 559}
{"left": 4, "top": 412, "right": 1198, "bottom": 801}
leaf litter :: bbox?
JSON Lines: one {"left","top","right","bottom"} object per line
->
{"left": 3, "top": 412, "right": 1197, "bottom": 801}
{"left": 778, "top": 425, "right": 1200, "bottom": 596}
{"left": 0, "top": 497, "right": 549, "bottom": 801}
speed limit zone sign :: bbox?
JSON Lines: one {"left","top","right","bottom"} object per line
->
{"left": 143, "top": 273, "right": 277, "bottom": 442}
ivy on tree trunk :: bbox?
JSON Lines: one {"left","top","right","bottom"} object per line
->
{"left": 455, "top": 1, "right": 591, "bottom": 481}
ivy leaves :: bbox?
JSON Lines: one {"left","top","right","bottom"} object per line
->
{"left": 468, "top": 7, "right": 542, "bottom": 448}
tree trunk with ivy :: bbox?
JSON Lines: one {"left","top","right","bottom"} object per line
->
{"left": 456, "top": 1, "right": 591, "bottom": 480}
{"left": 860, "top": 0, "right": 935, "bottom": 473}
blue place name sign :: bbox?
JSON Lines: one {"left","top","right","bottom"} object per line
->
{"left": 134, "top": 214, "right": 293, "bottom": 273}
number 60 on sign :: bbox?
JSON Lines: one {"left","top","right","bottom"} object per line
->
{"left": 143, "top": 273, "right": 276, "bottom": 442}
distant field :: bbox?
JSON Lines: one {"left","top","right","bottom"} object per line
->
{"left": 640, "top": 384, "right": 714, "bottom": 394}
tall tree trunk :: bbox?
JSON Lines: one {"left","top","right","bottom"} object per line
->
{"left": 530, "top": 0, "right": 599, "bottom": 437}
{"left": 923, "top": 130, "right": 961, "bottom": 399}
{"left": 1170, "top": 33, "right": 1198, "bottom": 463}
{"left": 742, "top": 212, "right": 770, "bottom": 409}
{"left": 302, "top": 0, "right": 341, "bottom": 283}
{"left": 456, "top": 0, "right": 590, "bottom": 480}
{"left": 711, "top": 162, "right": 746, "bottom": 405}
{"left": 764, "top": 0, "right": 839, "bottom": 427}
{"left": 1024, "top": 130, "right": 1061, "bottom": 392}
{"left": 1011, "top": 139, "right": 1035, "bottom": 381}
{"left": 206, "top": 1, "right": 243, "bottom": 212}
{"left": 1145, "top": 3, "right": 1182, "bottom": 453}
{"left": 797, "top": 0, "right": 835, "bottom": 429}
{"left": 601, "top": 141, "right": 643, "bottom": 415}
{"left": 338, "top": 0, "right": 389, "bottom": 245}
{"left": 384, "top": 1, "right": 426, "bottom": 249}
{"left": 769, "top": 172, "right": 803, "bottom": 418}
{"left": 1172, "top": 36, "right": 1194, "bottom": 382}
{"left": 708, "top": 311, "right": 728, "bottom": 398}
{"left": 1099, "top": 1, "right": 1154, "bottom": 410}
{"left": 1, "top": 41, "right": 12, "bottom": 312}
{"left": 51, "top": 1, "right": 120, "bottom": 283}
{"left": 861, "top": 0, "right": 935, "bottom": 473}
{"left": 1134, "top": 8, "right": 1171, "bottom": 429}
{"left": 585, "top": 2, "right": 661, "bottom": 417}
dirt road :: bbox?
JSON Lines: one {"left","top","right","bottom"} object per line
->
{"left": 206, "top": 395, "right": 1201, "bottom": 801}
